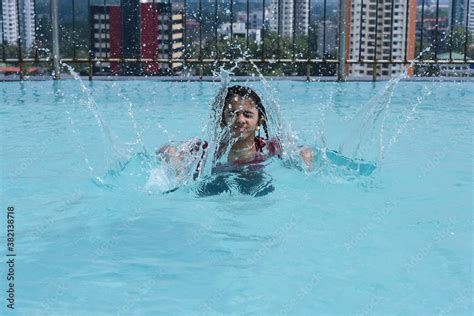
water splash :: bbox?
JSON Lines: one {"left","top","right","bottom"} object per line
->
{"left": 115, "top": 87, "right": 147, "bottom": 155}
{"left": 339, "top": 41, "right": 445, "bottom": 164}
{"left": 60, "top": 62, "right": 135, "bottom": 186}
{"left": 61, "top": 62, "right": 121, "bottom": 156}
{"left": 65, "top": 37, "right": 446, "bottom": 193}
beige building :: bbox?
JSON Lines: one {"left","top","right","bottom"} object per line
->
{"left": 2, "top": 0, "right": 36, "bottom": 51}
{"left": 269, "top": 0, "right": 309, "bottom": 37}
{"left": 348, "top": 0, "right": 416, "bottom": 77}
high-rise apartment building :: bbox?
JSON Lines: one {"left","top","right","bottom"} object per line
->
{"left": 122, "top": 0, "right": 141, "bottom": 74}
{"left": 348, "top": 0, "right": 416, "bottom": 77}
{"left": 1, "top": 0, "right": 19, "bottom": 45}
{"left": 218, "top": 22, "right": 262, "bottom": 44}
{"left": 90, "top": 3, "right": 121, "bottom": 72}
{"left": 269, "top": 0, "right": 309, "bottom": 37}
{"left": 468, "top": 0, "right": 474, "bottom": 33}
{"left": 23, "top": 0, "right": 35, "bottom": 50}
{"left": 169, "top": 12, "right": 184, "bottom": 71}
{"left": 236, "top": 11, "right": 264, "bottom": 29}
{"left": 90, "top": 0, "right": 183, "bottom": 75}
{"left": 316, "top": 21, "right": 338, "bottom": 55}
{"left": 415, "top": 17, "right": 448, "bottom": 41}
{"left": 2, "top": 0, "right": 36, "bottom": 51}
{"left": 448, "top": 0, "right": 469, "bottom": 27}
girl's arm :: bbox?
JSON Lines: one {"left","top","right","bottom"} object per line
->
{"left": 267, "top": 138, "right": 314, "bottom": 171}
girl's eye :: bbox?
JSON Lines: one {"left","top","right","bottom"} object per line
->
{"left": 226, "top": 111, "right": 254, "bottom": 118}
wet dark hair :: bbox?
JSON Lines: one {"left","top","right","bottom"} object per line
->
{"left": 222, "top": 85, "right": 269, "bottom": 139}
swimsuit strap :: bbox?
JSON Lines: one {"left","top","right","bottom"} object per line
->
{"left": 255, "top": 137, "right": 266, "bottom": 152}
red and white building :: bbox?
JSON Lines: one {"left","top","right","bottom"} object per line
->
{"left": 90, "top": 0, "right": 183, "bottom": 75}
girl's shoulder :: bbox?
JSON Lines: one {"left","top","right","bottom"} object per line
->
{"left": 256, "top": 137, "right": 283, "bottom": 157}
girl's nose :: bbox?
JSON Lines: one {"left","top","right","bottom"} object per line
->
{"left": 235, "top": 112, "right": 246, "bottom": 123}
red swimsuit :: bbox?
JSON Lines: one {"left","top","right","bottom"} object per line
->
{"left": 213, "top": 137, "right": 283, "bottom": 173}
{"left": 190, "top": 137, "right": 282, "bottom": 177}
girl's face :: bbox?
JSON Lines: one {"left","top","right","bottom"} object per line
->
{"left": 223, "top": 95, "right": 261, "bottom": 140}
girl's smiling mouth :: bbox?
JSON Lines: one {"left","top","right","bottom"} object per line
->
{"left": 232, "top": 126, "right": 247, "bottom": 133}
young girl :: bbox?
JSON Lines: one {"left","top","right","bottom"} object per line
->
{"left": 158, "top": 85, "right": 313, "bottom": 175}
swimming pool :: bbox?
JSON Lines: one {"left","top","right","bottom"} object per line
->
{"left": 1, "top": 79, "right": 472, "bottom": 314}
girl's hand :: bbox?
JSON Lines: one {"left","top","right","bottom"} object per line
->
{"left": 157, "top": 145, "right": 178, "bottom": 163}
{"left": 157, "top": 139, "right": 207, "bottom": 166}
{"left": 299, "top": 147, "right": 314, "bottom": 171}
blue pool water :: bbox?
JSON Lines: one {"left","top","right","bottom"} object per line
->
{"left": 0, "top": 79, "right": 472, "bottom": 315}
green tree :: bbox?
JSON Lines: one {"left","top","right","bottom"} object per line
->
{"left": 184, "top": 30, "right": 338, "bottom": 77}
{"left": 445, "top": 27, "right": 474, "bottom": 58}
